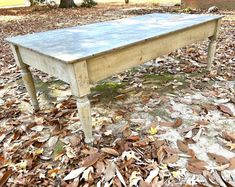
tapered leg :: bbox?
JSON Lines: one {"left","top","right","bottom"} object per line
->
{"left": 11, "top": 45, "right": 39, "bottom": 111}
{"left": 21, "top": 64, "right": 40, "bottom": 111}
{"left": 76, "top": 96, "right": 93, "bottom": 144}
{"left": 207, "top": 38, "right": 217, "bottom": 71}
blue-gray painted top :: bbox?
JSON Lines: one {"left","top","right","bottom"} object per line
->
{"left": 7, "top": 13, "right": 221, "bottom": 63}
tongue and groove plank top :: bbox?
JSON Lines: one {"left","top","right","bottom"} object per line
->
{"left": 7, "top": 13, "right": 222, "bottom": 63}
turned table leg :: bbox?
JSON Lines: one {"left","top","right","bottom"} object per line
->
{"left": 21, "top": 64, "right": 39, "bottom": 111}
{"left": 76, "top": 96, "right": 93, "bottom": 144}
{"left": 68, "top": 61, "right": 93, "bottom": 143}
{"left": 207, "top": 20, "right": 220, "bottom": 71}
{"left": 207, "top": 38, "right": 217, "bottom": 71}
{"left": 11, "top": 45, "right": 39, "bottom": 111}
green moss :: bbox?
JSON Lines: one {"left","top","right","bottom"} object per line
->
{"left": 152, "top": 108, "right": 171, "bottom": 120}
{"left": 53, "top": 141, "right": 64, "bottom": 156}
{"left": 144, "top": 73, "right": 188, "bottom": 93}
{"left": 91, "top": 82, "right": 126, "bottom": 100}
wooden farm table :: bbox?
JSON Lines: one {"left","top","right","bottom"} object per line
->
{"left": 7, "top": 13, "right": 222, "bottom": 143}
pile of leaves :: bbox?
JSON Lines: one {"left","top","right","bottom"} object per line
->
{"left": 0, "top": 4, "right": 234, "bottom": 187}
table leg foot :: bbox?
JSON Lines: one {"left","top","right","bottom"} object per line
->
{"left": 207, "top": 38, "right": 217, "bottom": 71}
{"left": 76, "top": 96, "right": 93, "bottom": 144}
{"left": 21, "top": 64, "right": 40, "bottom": 111}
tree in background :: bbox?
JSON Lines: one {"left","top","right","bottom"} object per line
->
{"left": 59, "top": 0, "right": 77, "bottom": 8}
{"left": 81, "top": 0, "right": 97, "bottom": 8}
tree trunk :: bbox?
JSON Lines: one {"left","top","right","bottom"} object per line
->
{"left": 59, "top": 0, "right": 77, "bottom": 8}
{"left": 29, "top": 0, "right": 34, "bottom": 6}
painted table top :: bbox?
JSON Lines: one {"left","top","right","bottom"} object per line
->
{"left": 7, "top": 13, "right": 221, "bottom": 63}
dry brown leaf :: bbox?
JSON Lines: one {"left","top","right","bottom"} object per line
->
{"left": 212, "top": 171, "right": 227, "bottom": 187}
{"left": 174, "top": 118, "right": 183, "bottom": 128}
{"left": 159, "top": 117, "right": 183, "bottom": 128}
{"left": 163, "top": 146, "right": 181, "bottom": 155}
{"left": 225, "top": 142, "right": 235, "bottom": 150}
{"left": 222, "top": 131, "right": 235, "bottom": 142}
{"left": 187, "top": 158, "right": 207, "bottom": 174}
{"left": 82, "top": 153, "right": 101, "bottom": 167}
{"left": 159, "top": 121, "right": 174, "bottom": 127}
{"left": 177, "top": 139, "right": 195, "bottom": 157}
{"left": 95, "top": 161, "right": 105, "bottom": 175}
{"left": 0, "top": 170, "right": 13, "bottom": 187}
{"left": 101, "top": 147, "right": 119, "bottom": 156}
{"left": 177, "top": 140, "right": 189, "bottom": 153}
{"left": 157, "top": 146, "right": 166, "bottom": 163}
{"left": 154, "top": 139, "right": 166, "bottom": 149}
{"left": 207, "top": 152, "right": 229, "bottom": 165}
{"left": 228, "top": 157, "right": 235, "bottom": 170}
{"left": 218, "top": 104, "right": 234, "bottom": 116}
{"left": 139, "top": 180, "right": 151, "bottom": 187}
{"left": 126, "top": 135, "right": 140, "bottom": 142}
{"left": 163, "top": 154, "right": 179, "bottom": 164}
{"left": 202, "top": 170, "right": 218, "bottom": 186}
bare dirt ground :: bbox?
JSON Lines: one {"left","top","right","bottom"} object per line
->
{"left": 0, "top": 4, "right": 235, "bottom": 187}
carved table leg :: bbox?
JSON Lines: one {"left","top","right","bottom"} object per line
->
{"left": 11, "top": 45, "right": 39, "bottom": 111}
{"left": 21, "top": 64, "right": 40, "bottom": 111}
{"left": 76, "top": 96, "right": 93, "bottom": 144}
{"left": 207, "top": 38, "right": 217, "bottom": 71}
{"left": 68, "top": 61, "right": 93, "bottom": 144}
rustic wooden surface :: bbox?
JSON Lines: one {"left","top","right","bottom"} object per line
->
{"left": 7, "top": 13, "right": 222, "bottom": 63}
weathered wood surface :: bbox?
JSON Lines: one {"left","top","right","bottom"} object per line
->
{"left": 7, "top": 13, "right": 222, "bottom": 63}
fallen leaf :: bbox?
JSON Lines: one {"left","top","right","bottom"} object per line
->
{"left": 228, "top": 157, "right": 235, "bottom": 170}
{"left": 174, "top": 118, "right": 183, "bottom": 128}
{"left": 0, "top": 170, "right": 13, "bottom": 187}
{"left": 34, "top": 148, "right": 44, "bottom": 156}
{"left": 145, "top": 168, "right": 159, "bottom": 183}
{"left": 47, "top": 136, "right": 59, "bottom": 148}
{"left": 139, "top": 180, "right": 151, "bottom": 187}
{"left": 116, "top": 166, "right": 127, "bottom": 187}
{"left": 81, "top": 167, "right": 94, "bottom": 182}
{"left": 126, "top": 135, "right": 140, "bottom": 141}
{"left": 218, "top": 104, "right": 234, "bottom": 116}
{"left": 207, "top": 152, "right": 229, "bottom": 165}
{"left": 64, "top": 167, "right": 86, "bottom": 180}
{"left": 212, "top": 171, "right": 227, "bottom": 187}
{"left": 163, "top": 154, "right": 179, "bottom": 164}
{"left": 222, "top": 131, "right": 235, "bottom": 142}
{"left": 101, "top": 147, "right": 119, "bottom": 156}
{"left": 130, "top": 171, "right": 142, "bottom": 186}
{"left": 159, "top": 118, "right": 183, "bottom": 128}
{"left": 226, "top": 142, "right": 235, "bottom": 150}
{"left": 149, "top": 127, "right": 158, "bottom": 135}
{"left": 104, "top": 162, "right": 116, "bottom": 182}
{"left": 221, "top": 170, "right": 235, "bottom": 186}
{"left": 202, "top": 170, "right": 218, "bottom": 186}
{"left": 177, "top": 139, "right": 195, "bottom": 157}
{"left": 83, "top": 153, "right": 101, "bottom": 167}
{"left": 66, "top": 146, "right": 76, "bottom": 158}
{"left": 187, "top": 158, "right": 207, "bottom": 174}
{"left": 157, "top": 146, "right": 166, "bottom": 163}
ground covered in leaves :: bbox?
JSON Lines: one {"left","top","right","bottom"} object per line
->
{"left": 0, "top": 4, "right": 235, "bottom": 187}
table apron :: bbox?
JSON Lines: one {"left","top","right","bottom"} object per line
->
{"left": 16, "top": 47, "right": 71, "bottom": 83}
{"left": 86, "top": 20, "right": 218, "bottom": 83}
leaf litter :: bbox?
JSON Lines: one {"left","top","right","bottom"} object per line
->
{"left": 0, "top": 3, "right": 235, "bottom": 187}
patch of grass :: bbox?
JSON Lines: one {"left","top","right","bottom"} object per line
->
{"left": 53, "top": 141, "right": 64, "bottom": 156}
{"left": 150, "top": 108, "right": 171, "bottom": 121}
{"left": 0, "top": 0, "right": 24, "bottom": 7}
{"left": 144, "top": 73, "right": 189, "bottom": 94}
{"left": 92, "top": 82, "right": 125, "bottom": 100}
